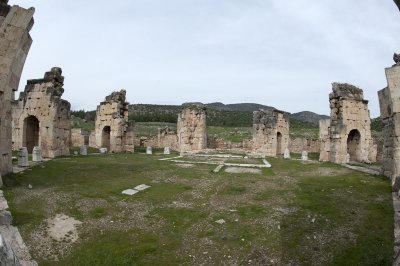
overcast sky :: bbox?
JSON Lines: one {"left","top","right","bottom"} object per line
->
{"left": 12, "top": 0, "right": 400, "bottom": 117}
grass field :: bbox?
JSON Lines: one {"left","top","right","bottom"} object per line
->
{"left": 3, "top": 153, "right": 393, "bottom": 265}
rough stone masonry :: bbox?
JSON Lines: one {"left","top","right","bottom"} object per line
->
{"left": 378, "top": 58, "right": 400, "bottom": 190}
{"left": 94, "top": 90, "right": 134, "bottom": 153}
{"left": 12, "top": 67, "right": 71, "bottom": 158}
{"left": 252, "top": 109, "right": 290, "bottom": 157}
{"left": 319, "top": 83, "right": 376, "bottom": 164}
{"left": 0, "top": 0, "right": 34, "bottom": 175}
{"left": 177, "top": 103, "right": 207, "bottom": 154}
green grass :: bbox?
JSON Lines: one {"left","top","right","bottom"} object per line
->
{"left": 2, "top": 153, "right": 394, "bottom": 265}
{"left": 135, "top": 122, "right": 176, "bottom": 137}
{"left": 207, "top": 126, "right": 252, "bottom": 143}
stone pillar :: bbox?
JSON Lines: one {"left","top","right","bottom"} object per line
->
{"left": 32, "top": 146, "right": 42, "bottom": 162}
{"left": 284, "top": 148, "right": 291, "bottom": 159}
{"left": 319, "top": 119, "right": 331, "bottom": 161}
{"left": 164, "top": 147, "right": 171, "bottom": 155}
{"left": 94, "top": 90, "right": 134, "bottom": 153}
{"left": 301, "top": 151, "right": 308, "bottom": 161}
{"left": 252, "top": 109, "right": 290, "bottom": 157}
{"left": 17, "top": 147, "right": 29, "bottom": 167}
{"left": 177, "top": 103, "right": 207, "bottom": 154}
{"left": 12, "top": 68, "right": 71, "bottom": 158}
{"left": 80, "top": 145, "right": 87, "bottom": 156}
{"left": 378, "top": 59, "right": 400, "bottom": 190}
{"left": 0, "top": 3, "right": 34, "bottom": 175}
{"left": 324, "top": 83, "right": 376, "bottom": 164}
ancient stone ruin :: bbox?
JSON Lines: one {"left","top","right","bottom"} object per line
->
{"left": 94, "top": 90, "right": 134, "bottom": 153}
{"left": 319, "top": 83, "right": 376, "bottom": 164}
{"left": 252, "top": 109, "right": 290, "bottom": 157}
{"left": 177, "top": 103, "right": 207, "bottom": 154}
{"left": 378, "top": 59, "right": 400, "bottom": 189}
{"left": 12, "top": 67, "right": 71, "bottom": 158}
{"left": 0, "top": 1, "right": 34, "bottom": 175}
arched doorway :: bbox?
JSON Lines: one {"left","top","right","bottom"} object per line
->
{"left": 277, "top": 132, "right": 283, "bottom": 155}
{"left": 102, "top": 126, "right": 111, "bottom": 150}
{"left": 347, "top": 129, "right": 361, "bottom": 162}
{"left": 24, "top": 116, "right": 39, "bottom": 153}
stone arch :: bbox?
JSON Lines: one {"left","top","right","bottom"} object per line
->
{"left": 347, "top": 129, "right": 361, "bottom": 162}
{"left": 102, "top": 126, "right": 111, "bottom": 150}
{"left": 23, "top": 115, "right": 39, "bottom": 153}
{"left": 277, "top": 132, "right": 283, "bottom": 155}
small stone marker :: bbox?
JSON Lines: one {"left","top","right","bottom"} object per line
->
{"left": 100, "top": 148, "right": 108, "bottom": 154}
{"left": 301, "top": 151, "right": 308, "bottom": 161}
{"left": 213, "top": 165, "right": 224, "bottom": 173}
{"left": 73, "top": 151, "right": 78, "bottom": 155}
{"left": 164, "top": 147, "right": 171, "bottom": 155}
{"left": 146, "top": 147, "right": 152, "bottom": 155}
{"left": 18, "top": 147, "right": 29, "bottom": 167}
{"left": 121, "top": 189, "right": 139, "bottom": 196}
{"left": 32, "top": 146, "right": 42, "bottom": 162}
{"left": 122, "top": 184, "right": 151, "bottom": 196}
{"left": 80, "top": 145, "right": 87, "bottom": 156}
{"left": 284, "top": 148, "right": 291, "bottom": 159}
{"left": 134, "top": 184, "right": 151, "bottom": 191}
{"left": 215, "top": 219, "right": 226, "bottom": 225}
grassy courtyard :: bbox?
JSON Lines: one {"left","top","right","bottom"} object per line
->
{"left": 2, "top": 152, "right": 394, "bottom": 265}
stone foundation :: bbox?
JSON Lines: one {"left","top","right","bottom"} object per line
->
{"left": 12, "top": 68, "right": 71, "bottom": 158}
{"left": 0, "top": 2, "right": 34, "bottom": 175}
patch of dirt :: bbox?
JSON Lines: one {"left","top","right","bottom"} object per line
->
{"left": 47, "top": 214, "right": 82, "bottom": 242}
{"left": 224, "top": 167, "right": 262, "bottom": 174}
{"left": 306, "top": 167, "right": 352, "bottom": 176}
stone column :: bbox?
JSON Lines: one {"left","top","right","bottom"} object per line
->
{"left": 0, "top": 3, "right": 34, "bottom": 175}
{"left": 177, "top": 103, "right": 207, "bottom": 154}
{"left": 378, "top": 59, "right": 400, "bottom": 190}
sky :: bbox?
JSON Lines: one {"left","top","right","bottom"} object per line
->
{"left": 11, "top": 0, "right": 400, "bottom": 117}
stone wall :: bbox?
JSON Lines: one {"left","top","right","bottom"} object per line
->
{"left": 378, "top": 63, "right": 400, "bottom": 189}
{"left": 177, "top": 104, "right": 207, "bottom": 153}
{"left": 289, "top": 137, "right": 320, "bottom": 153}
{"left": 319, "top": 119, "right": 331, "bottom": 161}
{"left": 320, "top": 83, "right": 376, "bottom": 164}
{"left": 12, "top": 67, "right": 70, "bottom": 158}
{"left": 94, "top": 90, "right": 134, "bottom": 153}
{"left": 252, "top": 109, "right": 290, "bottom": 157}
{"left": 0, "top": 1, "right": 34, "bottom": 175}
{"left": 70, "top": 128, "right": 90, "bottom": 147}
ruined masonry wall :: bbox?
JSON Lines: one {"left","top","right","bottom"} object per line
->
{"left": 379, "top": 65, "right": 400, "bottom": 190}
{"left": 177, "top": 104, "right": 207, "bottom": 153}
{"left": 321, "top": 83, "right": 376, "bottom": 164}
{"left": 0, "top": 3, "right": 34, "bottom": 175}
{"left": 252, "top": 109, "right": 290, "bottom": 157}
{"left": 319, "top": 119, "right": 331, "bottom": 161}
{"left": 94, "top": 90, "right": 134, "bottom": 152}
{"left": 12, "top": 68, "right": 71, "bottom": 158}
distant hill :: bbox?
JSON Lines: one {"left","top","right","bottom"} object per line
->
{"left": 290, "top": 111, "right": 330, "bottom": 125}
{"left": 73, "top": 102, "right": 329, "bottom": 128}
{"left": 205, "top": 102, "right": 274, "bottom": 112}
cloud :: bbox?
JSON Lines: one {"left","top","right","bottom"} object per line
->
{"left": 13, "top": 0, "right": 400, "bottom": 117}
